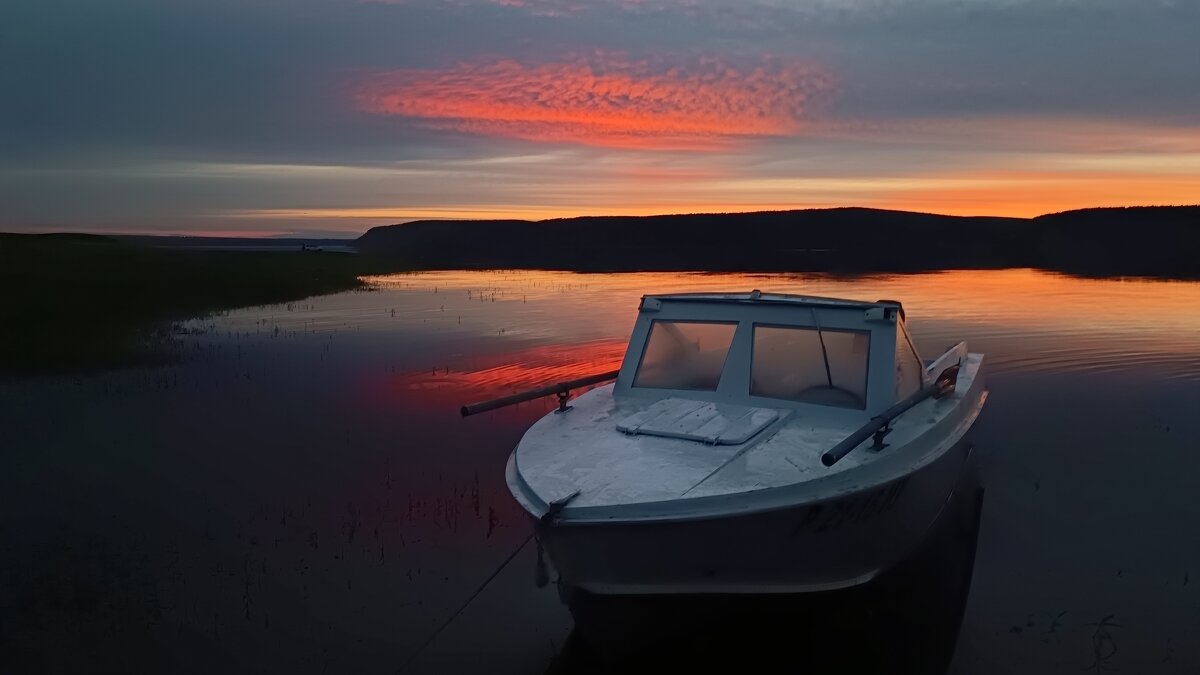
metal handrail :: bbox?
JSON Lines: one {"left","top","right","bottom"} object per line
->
{"left": 460, "top": 369, "right": 620, "bottom": 417}
{"left": 820, "top": 364, "right": 960, "bottom": 467}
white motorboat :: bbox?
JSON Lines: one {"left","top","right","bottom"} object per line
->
{"left": 463, "top": 291, "right": 987, "bottom": 616}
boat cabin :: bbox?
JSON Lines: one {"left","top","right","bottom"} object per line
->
{"left": 496, "top": 289, "right": 982, "bottom": 518}
{"left": 613, "top": 292, "right": 929, "bottom": 425}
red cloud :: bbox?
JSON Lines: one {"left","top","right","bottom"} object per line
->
{"left": 355, "top": 54, "right": 832, "bottom": 149}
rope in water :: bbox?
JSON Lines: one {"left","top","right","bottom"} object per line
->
{"left": 397, "top": 490, "right": 581, "bottom": 671}
{"left": 396, "top": 531, "right": 535, "bottom": 673}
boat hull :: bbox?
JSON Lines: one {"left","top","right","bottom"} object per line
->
{"left": 532, "top": 435, "right": 978, "bottom": 595}
{"left": 549, "top": 467, "right": 985, "bottom": 669}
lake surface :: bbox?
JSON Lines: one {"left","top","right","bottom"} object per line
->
{"left": 3, "top": 269, "right": 1199, "bottom": 674}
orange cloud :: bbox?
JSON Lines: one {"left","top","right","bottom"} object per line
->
{"left": 355, "top": 54, "right": 832, "bottom": 149}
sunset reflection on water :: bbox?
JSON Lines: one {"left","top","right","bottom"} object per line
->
{"left": 363, "top": 339, "right": 628, "bottom": 413}
{"left": 359, "top": 268, "right": 1200, "bottom": 385}
{"left": 8, "top": 268, "right": 1197, "bottom": 673}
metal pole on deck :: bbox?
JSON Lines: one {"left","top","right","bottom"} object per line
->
{"left": 460, "top": 369, "right": 620, "bottom": 417}
{"left": 821, "top": 364, "right": 960, "bottom": 467}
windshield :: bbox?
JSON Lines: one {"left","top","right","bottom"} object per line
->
{"left": 750, "top": 324, "right": 869, "bottom": 409}
{"left": 633, "top": 320, "right": 736, "bottom": 391}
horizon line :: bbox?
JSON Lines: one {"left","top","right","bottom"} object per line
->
{"left": 4, "top": 203, "right": 1198, "bottom": 240}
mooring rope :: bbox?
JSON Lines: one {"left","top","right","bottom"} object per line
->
{"left": 396, "top": 490, "right": 580, "bottom": 672}
{"left": 396, "top": 531, "right": 535, "bottom": 673}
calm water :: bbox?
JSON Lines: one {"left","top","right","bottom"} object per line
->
{"left": 2, "top": 269, "right": 1199, "bottom": 674}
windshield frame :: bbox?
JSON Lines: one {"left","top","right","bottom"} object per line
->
{"left": 614, "top": 299, "right": 904, "bottom": 419}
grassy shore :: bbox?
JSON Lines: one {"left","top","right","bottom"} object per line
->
{"left": 0, "top": 234, "right": 400, "bottom": 376}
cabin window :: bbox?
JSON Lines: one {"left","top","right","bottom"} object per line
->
{"left": 750, "top": 325, "right": 869, "bottom": 409}
{"left": 895, "top": 325, "right": 925, "bottom": 401}
{"left": 633, "top": 320, "right": 736, "bottom": 391}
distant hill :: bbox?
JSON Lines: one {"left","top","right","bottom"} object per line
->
{"left": 1028, "top": 206, "right": 1200, "bottom": 276}
{"left": 116, "top": 235, "right": 357, "bottom": 252}
{"left": 0, "top": 232, "right": 120, "bottom": 245}
{"left": 356, "top": 206, "right": 1200, "bottom": 276}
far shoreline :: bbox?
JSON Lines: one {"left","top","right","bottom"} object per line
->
{"left": 4, "top": 203, "right": 1199, "bottom": 376}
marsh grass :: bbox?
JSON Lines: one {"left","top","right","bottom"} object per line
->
{"left": 0, "top": 234, "right": 403, "bottom": 375}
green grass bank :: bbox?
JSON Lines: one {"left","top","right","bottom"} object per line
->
{"left": 0, "top": 234, "right": 399, "bottom": 375}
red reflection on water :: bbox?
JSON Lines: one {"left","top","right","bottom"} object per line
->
{"left": 361, "top": 338, "right": 628, "bottom": 413}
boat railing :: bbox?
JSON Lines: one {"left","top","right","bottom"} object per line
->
{"left": 926, "top": 341, "right": 967, "bottom": 377}
{"left": 821, "top": 364, "right": 961, "bottom": 467}
{"left": 460, "top": 369, "right": 620, "bottom": 417}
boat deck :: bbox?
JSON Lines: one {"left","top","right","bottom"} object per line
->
{"left": 511, "top": 353, "right": 983, "bottom": 512}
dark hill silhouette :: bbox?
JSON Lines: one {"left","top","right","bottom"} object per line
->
{"left": 1028, "top": 206, "right": 1200, "bottom": 276}
{"left": 356, "top": 205, "right": 1199, "bottom": 276}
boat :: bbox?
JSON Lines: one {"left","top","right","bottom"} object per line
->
{"left": 462, "top": 291, "right": 987, "bottom": 638}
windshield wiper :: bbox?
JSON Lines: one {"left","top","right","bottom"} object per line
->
{"left": 810, "top": 307, "right": 834, "bottom": 388}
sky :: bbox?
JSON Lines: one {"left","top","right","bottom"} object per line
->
{"left": 1, "top": 0, "right": 1197, "bottom": 237}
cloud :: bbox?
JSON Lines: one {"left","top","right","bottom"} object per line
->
{"left": 5, "top": 0, "right": 1199, "bottom": 232}
{"left": 360, "top": 0, "right": 1115, "bottom": 21}
{"left": 362, "top": 0, "right": 588, "bottom": 17}
{"left": 355, "top": 54, "right": 832, "bottom": 149}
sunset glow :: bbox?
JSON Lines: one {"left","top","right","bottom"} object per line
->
{"left": 356, "top": 55, "right": 831, "bottom": 150}
{"left": 4, "top": 0, "right": 1198, "bottom": 234}
{"left": 227, "top": 164, "right": 1200, "bottom": 223}
{"left": 367, "top": 268, "right": 1200, "bottom": 342}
